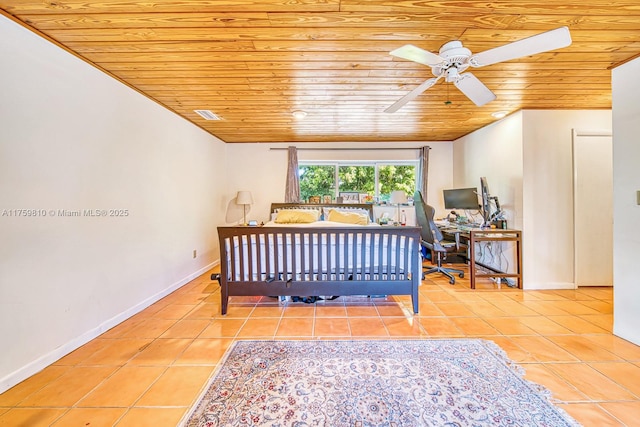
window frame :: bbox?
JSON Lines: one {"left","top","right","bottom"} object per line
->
{"left": 299, "top": 160, "right": 419, "bottom": 200}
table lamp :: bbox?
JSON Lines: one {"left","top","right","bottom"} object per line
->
{"left": 236, "top": 191, "right": 253, "bottom": 225}
{"left": 390, "top": 190, "right": 407, "bottom": 224}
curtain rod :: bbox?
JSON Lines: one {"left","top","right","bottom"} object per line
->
{"left": 269, "top": 147, "right": 430, "bottom": 151}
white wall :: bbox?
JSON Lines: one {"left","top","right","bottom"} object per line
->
{"left": 452, "top": 112, "right": 524, "bottom": 228}
{"left": 612, "top": 57, "right": 640, "bottom": 345}
{"left": 452, "top": 113, "right": 524, "bottom": 280}
{"left": 0, "top": 16, "right": 227, "bottom": 392}
{"left": 225, "top": 142, "right": 453, "bottom": 223}
{"left": 453, "top": 110, "right": 613, "bottom": 289}
{"left": 522, "top": 110, "right": 611, "bottom": 289}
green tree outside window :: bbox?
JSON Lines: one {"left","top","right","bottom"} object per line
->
{"left": 299, "top": 163, "right": 417, "bottom": 202}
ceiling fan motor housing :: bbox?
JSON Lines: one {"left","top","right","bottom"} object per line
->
{"left": 433, "top": 40, "right": 471, "bottom": 79}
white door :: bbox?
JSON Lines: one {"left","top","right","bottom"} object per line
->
{"left": 573, "top": 130, "right": 613, "bottom": 287}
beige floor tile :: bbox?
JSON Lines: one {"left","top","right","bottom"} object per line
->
{"left": 375, "top": 304, "right": 413, "bottom": 317}
{"left": 0, "top": 408, "right": 68, "bottom": 427}
{"left": 184, "top": 303, "right": 221, "bottom": 319}
{"left": 126, "top": 338, "right": 193, "bottom": 366}
{"left": 314, "top": 317, "right": 350, "bottom": 337}
{"left": 583, "top": 335, "right": 640, "bottom": 361}
{"left": 51, "top": 407, "right": 127, "bottom": 426}
{"left": 349, "top": 317, "right": 389, "bottom": 337}
{"left": 199, "top": 318, "right": 246, "bottom": 338}
{"left": 99, "top": 317, "right": 147, "bottom": 339}
{"left": 159, "top": 318, "right": 210, "bottom": 339}
{"left": 416, "top": 302, "right": 444, "bottom": 316}
{"left": 578, "top": 314, "right": 614, "bottom": 332}
{"left": 518, "top": 316, "right": 574, "bottom": 335}
{"left": 421, "top": 291, "right": 459, "bottom": 303}
{"left": 483, "top": 316, "right": 537, "bottom": 335}
{"left": 465, "top": 301, "right": 507, "bottom": 317}
{"left": 546, "top": 363, "right": 637, "bottom": 401}
{"left": 152, "top": 304, "right": 198, "bottom": 319}
{"left": 508, "top": 336, "right": 579, "bottom": 362}
{"left": 282, "top": 304, "right": 317, "bottom": 317}
{"left": 546, "top": 336, "right": 621, "bottom": 361}
{"left": 120, "top": 318, "right": 176, "bottom": 339}
{"left": 77, "top": 366, "right": 165, "bottom": 407}
{"left": 382, "top": 316, "right": 425, "bottom": 337}
{"left": 174, "top": 338, "right": 233, "bottom": 365}
{"left": 522, "top": 364, "right": 588, "bottom": 402}
{"left": 449, "top": 317, "right": 501, "bottom": 336}
{"left": 546, "top": 315, "right": 610, "bottom": 334}
{"left": 315, "top": 305, "right": 348, "bottom": 317}
{"left": 250, "top": 305, "right": 286, "bottom": 318}
{"left": 18, "top": 366, "right": 118, "bottom": 407}
{"left": 433, "top": 302, "right": 476, "bottom": 316}
{"left": 276, "top": 317, "right": 314, "bottom": 337}
{"left": 236, "top": 317, "right": 280, "bottom": 338}
{"left": 136, "top": 366, "right": 214, "bottom": 407}
{"left": 521, "top": 300, "right": 572, "bottom": 316}
{"left": 483, "top": 336, "right": 531, "bottom": 363}
{"left": 487, "top": 300, "right": 539, "bottom": 316}
{"left": 579, "top": 299, "right": 614, "bottom": 314}
{"left": 558, "top": 403, "right": 624, "bottom": 427}
{"left": 114, "top": 407, "right": 187, "bottom": 427}
{"left": 589, "top": 361, "right": 640, "bottom": 396}
{"left": 219, "top": 305, "right": 255, "bottom": 318}
{"left": 345, "top": 305, "right": 379, "bottom": 317}
{"left": 599, "top": 401, "right": 640, "bottom": 426}
{"left": 550, "top": 300, "right": 601, "bottom": 315}
{"left": 0, "top": 366, "right": 70, "bottom": 406}
{"left": 79, "top": 338, "right": 152, "bottom": 366}
{"left": 53, "top": 339, "right": 115, "bottom": 366}
{"left": 419, "top": 317, "right": 464, "bottom": 337}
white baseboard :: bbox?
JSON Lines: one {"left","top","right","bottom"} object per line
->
{"left": 0, "top": 261, "right": 218, "bottom": 394}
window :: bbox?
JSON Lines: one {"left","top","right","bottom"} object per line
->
{"left": 299, "top": 162, "right": 417, "bottom": 202}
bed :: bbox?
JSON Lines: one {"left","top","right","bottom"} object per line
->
{"left": 216, "top": 203, "right": 421, "bottom": 315}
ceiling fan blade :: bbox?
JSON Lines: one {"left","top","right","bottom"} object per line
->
{"left": 470, "top": 26, "right": 572, "bottom": 67}
{"left": 454, "top": 73, "right": 496, "bottom": 106}
{"left": 384, "top": 78, "right": 439, "bottom": 113}
{"left": 389, "top": 44, "right": 444, "bottom": 67}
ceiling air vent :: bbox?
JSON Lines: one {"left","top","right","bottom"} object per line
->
{"left": 194, "top": 110, "right": 221, "bottom": 120}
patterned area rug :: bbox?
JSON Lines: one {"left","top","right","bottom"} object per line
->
{"left": 181, "top": 339, "right": 581, "bottom": 427}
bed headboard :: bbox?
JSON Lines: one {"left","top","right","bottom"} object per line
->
{"left": 270, "top": 203, "right": 375, "bottom": 221}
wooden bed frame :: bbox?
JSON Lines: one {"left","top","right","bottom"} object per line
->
{"left": 216, "top": 203, "right": 421, "bottom": 315}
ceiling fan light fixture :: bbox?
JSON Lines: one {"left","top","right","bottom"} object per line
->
{"left": 292, "top": 110, "right": 307, "bottom": 119}
{"left": 491, "top": 111, "right": 508, "bottom": 119}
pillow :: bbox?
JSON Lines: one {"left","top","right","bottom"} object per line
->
{"left": 326, "top": 209, "right": 369, "bottom": 225}
{"left": 274, "top": 209, "right": 320, "bottom": 224}
{"left": 322, "top": 207, "right": 371, "bottom": 221}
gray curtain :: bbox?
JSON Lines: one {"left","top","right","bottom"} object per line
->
{"left": 418, "top": 146, "right": 430, "bottom": 201}
{"left": 285, "top": 146, "right": 300, "bottom": 202}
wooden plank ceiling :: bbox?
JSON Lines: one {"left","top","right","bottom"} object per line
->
{"left": 1, "top": 1, "right": 638, "bottom": 143}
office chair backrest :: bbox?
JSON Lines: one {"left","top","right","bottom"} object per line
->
{"left": 414, "top": 191, "right": 440, "bottom": 244}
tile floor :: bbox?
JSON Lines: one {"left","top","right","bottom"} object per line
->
{"left": 1, "top": 265, "right": 639, "bottom": 426}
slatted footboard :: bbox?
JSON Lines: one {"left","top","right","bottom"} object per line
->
{"left": 217, "top": 226, "right": 421, "bottom": 315}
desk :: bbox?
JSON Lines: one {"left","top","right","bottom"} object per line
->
{"left": 441, "top": 226, "right": 522, "bottom": 289}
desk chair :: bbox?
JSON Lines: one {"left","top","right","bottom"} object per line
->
{"left": 414, "top": 191, "right": 465, "bottom": 285}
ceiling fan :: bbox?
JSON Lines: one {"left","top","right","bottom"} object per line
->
{"left": 384, "top": 26, "right": 572, "bottom": 113}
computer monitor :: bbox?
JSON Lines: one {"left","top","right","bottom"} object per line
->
{"left": 443, "top": 187, "right": 480, "bottom": 210}
{"left": 480, "top": 177, "right": 491, "bottom": 224}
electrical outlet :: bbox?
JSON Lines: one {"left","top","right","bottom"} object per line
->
{"left": 193, "top": 249, "right": 197, "bottom": 258}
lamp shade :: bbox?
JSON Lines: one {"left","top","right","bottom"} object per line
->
{"left": 236, "top": 191, "right": 253, "bottom": 205}
{"left": 390, "top": 190, "right": 407, "bottom": 204}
